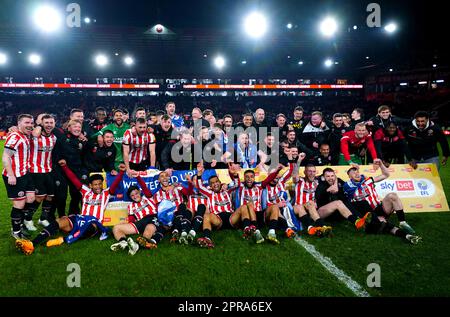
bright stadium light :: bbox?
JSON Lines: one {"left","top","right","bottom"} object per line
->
{"left": 29, "top": 53, "right": 41, "bottom": 65}
{"left": 244, "top": 12, "right": 268, "bottom": 38}
{"left": 298, "top": 61, "right": 304, "bottom": 65}
{"left": 241, "top": 60, "right": 247, "bottom": 64}
{"left": 353, "top": 25, "right": 358, "bottom": 30}
{"left": 214, "top": 55, "right": 225, "bottom": 69}
{"left": 324, "top": 59, "right": 333, "bottom": 67}
{"left": 95, "top": 54, "right": 108, "bottom": 67}
{"left": 286, "top": 23, "right": 293, "bottom": 29}
{"left": 0, "top": 53, "right": 7, "bottom": 65}
{"left": 84, "top": 17, "right": 91, "bottom": 24}
{"left": 319, "top": 17, "right": 338, "bottom": 37}
{"left": 33, "top": 5, "right": 63, "bottom": 33}
{"left": 384, "top": 22, "right": 397, "bottom": 33}
{"left": 124, "top": 56, "right": 134, "bottom": 66}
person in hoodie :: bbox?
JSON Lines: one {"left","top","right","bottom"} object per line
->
{"left": 405, "top": 111, "right": 449, "bottom": 170}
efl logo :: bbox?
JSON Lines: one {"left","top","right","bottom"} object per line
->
{"left": 395, "top": 180, "right": 414, "bottom": 191}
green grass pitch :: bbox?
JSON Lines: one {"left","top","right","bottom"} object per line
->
{"left": 1, "top": 140, "right": 450, "bottom": 297}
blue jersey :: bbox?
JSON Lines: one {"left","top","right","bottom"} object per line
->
{"left": 170, "top": 115, "right": 185, "bottom": 128}
{"left": 65, "top": 215, "right": 108, "bottom": 244}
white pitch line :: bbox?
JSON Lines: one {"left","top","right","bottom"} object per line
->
{"left": 294, "top": 236, "right": 371, "bottom": 297}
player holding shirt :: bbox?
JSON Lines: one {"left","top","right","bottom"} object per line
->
{"left": 15, "top": 161, "right": 125, "bottom": 255}
{"left": 2, "top": 114, "right": 35, "bottom": 240}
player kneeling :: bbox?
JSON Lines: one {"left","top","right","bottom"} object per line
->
{"left": 16, "top": 161, "right": 125, "bottom": 255}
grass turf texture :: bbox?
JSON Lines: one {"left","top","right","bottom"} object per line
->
{"left": 0, "top": 140, "right": 449, "bottom": 297}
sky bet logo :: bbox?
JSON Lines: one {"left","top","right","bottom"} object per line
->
{"left": 379, "top": 180, "right": 415, "bottom": 192}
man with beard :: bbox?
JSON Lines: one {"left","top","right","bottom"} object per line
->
{"left": 315, "top": 168, "right": 371, "bottom": 230}
{"left": 289, "top": 106, "right": 305, "bottom": 137}
{"left": 166, "top": 101, "right": 185, "bottom": 128}
{"left": 328, "top": 113, "right": 351, "bottom": 164}
{"left": 23, "top": 114, "right": 57, "bottom": 230}
{"left": 94, "top": 109, "right": 130, "bottom": 170}
{"left": 193, "top": 162, "right": 255, "bottom": 248}
{"left": 233, "top": 163, "right": 287, "bottom": 244}
{"left": 83, "top": 130, "right": 117, "bottom": 174}
{"left": 2, "top": 114, "right": 35, "bottom": 240}
{"left": 123, "top": 117, "right": 156, "bottom": 175}
{"left": 293, "top": 164, "right": 332, "bottom": 237}
{"left": 340, "top": 122, "right": 378, "bottom": 165}
{"left": 405, "top": 111, "right": 449, "bottom": 170}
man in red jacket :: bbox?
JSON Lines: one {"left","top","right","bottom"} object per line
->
{"left": 339, "top": 122, "right": 378, "bottom": 165}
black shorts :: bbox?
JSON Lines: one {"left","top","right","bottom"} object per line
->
{"left": 365, "top": 213, "right": 395, "bottom": 234}
{"left": 373, "top": 204, "right": 387, "bottom": 217}
{"left": 2, "top": 173, "right": 34, "bottom": 200}
{"left": 217, "top": 212, "right": 236, "bottom": 230}
{"left": 129, "top": 161, "right": 148, "bottom": 171}
{"left": 131, "top": 215, "right": 158, "bottom": 234}
{"left": 257, "top": 210, "right": 267, "bottom": 228}
{"left": 31, "top": 172, "right": 55, "bottom": 197}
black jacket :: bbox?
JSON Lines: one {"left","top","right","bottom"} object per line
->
{"left": 405, "top": 121, "right": 450, "bottom": 160}
{"left": 83, "top": 142, "right": 117, "bottom": 173}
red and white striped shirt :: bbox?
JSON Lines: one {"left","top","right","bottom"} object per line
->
{"left": 128, "top": 196, "right": 157, "bottom": 221}
{"left": 3, "top": 131, "right": 30, "bottom": 177}
{"left": 195, "top": 177, "right": 234, "bottom": 214}
{"left": 29, "top": 134, "right": 57, "bottom": 173}
{"left": 187, "top": 193, "right": 209, "bottom": 212}
{"left": 80, "top": 185, "right": 111, "bottom": 222}
{"left": 348, "top": 177, "right": 381, "bottom": 209}
{"left": 153, "top": 186, "right": 185, "bottom": 208}
{"left": 123, "top": 129, "right": 156, "bottom": 164}
{"left": 264, "top": 163, "right": 294, "bottom": 207}
{"left": 294, "top": 178, "right": 319, "bottom": 205}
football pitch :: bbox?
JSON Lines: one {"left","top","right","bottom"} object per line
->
{"left": 1, "top": 141, "right": 450, "bottom": 297}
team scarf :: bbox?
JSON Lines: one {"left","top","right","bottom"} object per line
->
{"left": 343, "top": 174, "right": 366, "bottom": 201}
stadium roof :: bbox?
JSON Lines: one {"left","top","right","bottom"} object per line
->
{"left": 0, "top": 0, "right": 447, "bottom": 79}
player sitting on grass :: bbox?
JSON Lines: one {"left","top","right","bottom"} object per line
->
{"left": 261, "top": 153, "right": 302, "bottom": 239}
{"left": 293, "top": 164, "right": 332, "bottom": 237}
{"left": 315, "top": 168, "right": 371, "bottom": 230}
{"left": 152, "top": 170, "right": 194, "bottom": 244}
{"left": 110, "top": 175, "right": 163, "bottom": 255}
{"left": 15, "top": 160, "right": 125, "bottom": 255}
{"left": 193, "top": 162, "right": 254, "bottom": 248}
{"left": 233, "top": 163, "right": 288, "bottom": 244}
{"left": 344, "top": 159, "right": 416, "bottom": 235}
{"left": 178, "top": 175, "right": 208, "bottom": 245}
